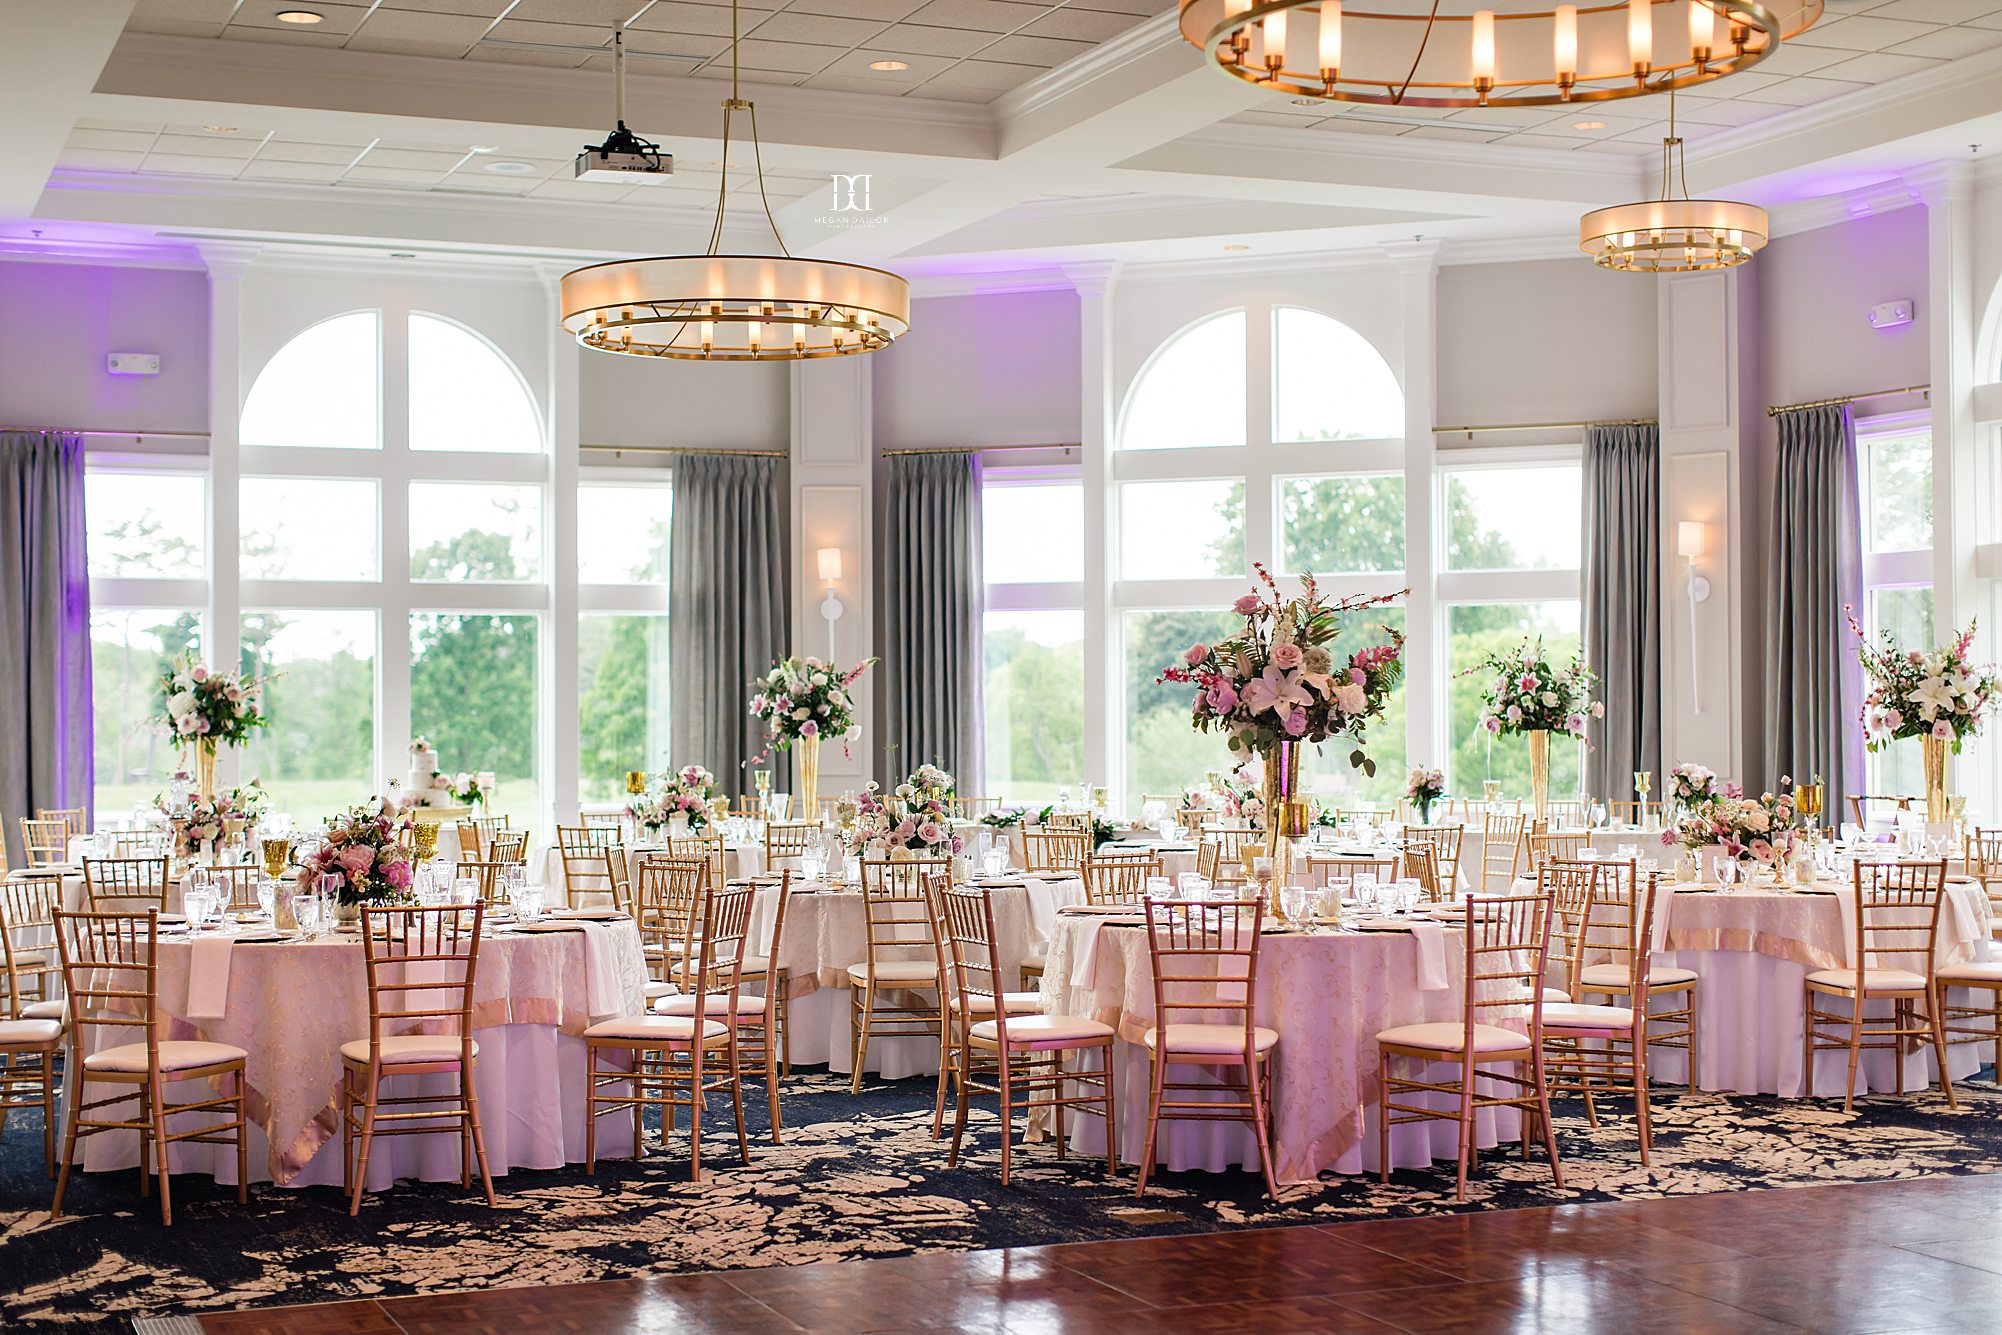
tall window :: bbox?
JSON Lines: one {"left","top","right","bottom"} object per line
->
{"left": 1109, "top": 305, "right": 1406, "bottom": 809}
{"left": 1858, "top": 415, "right": 1933, "bottom": 797}
{"left": 982, "top": 467, "right": 1083, "bottom": 803}
{"left": 577, "top": 480, "right": 673, "bottom": 803}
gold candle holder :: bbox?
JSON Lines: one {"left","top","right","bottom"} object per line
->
{"left": 625, "top": 770, "right": 648, "bottom": 795}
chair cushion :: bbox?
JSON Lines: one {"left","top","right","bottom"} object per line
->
{"left": 1806, "top": 967, "right": 1929, "bottom": 993}
{"left": 846, "top": 961, "right": 938, "bottom": 986}
{"left": 1936, "top": 961, "right": 2002, "bottom": 985}
{"left": 740, "top": 954, "right": 771, "bottom": 976}
{"left": 1021, "top": 953, "right": 1048, "bottom": 971}
{"left": 1142, "top": 1023, "right": 1280, "bottom": 1056}
{"left": 584, "top": 1014, "right": 728, "bottom": 1043}
{"left": 0, "top": 1018, "right": 61, "bottom": 1045}
{"left": 84, "top": 1039, "right": 247, "bottom": 1073}
{"left": 339, "top": 1035, "right": 479, "bottom": 1065}
{"left": 1541, "top": 987, "right": 1571, "bottom": 1004}
{"left": 642, "top": 979, "right": 675, "bottom": 1001}
{"left": 969, "top": 1014, "right": 1113, "bottom": 1047}
{"left": 1542, "top": 1001, "right": 1638, "bottom": 1032}
{"left": 1377, "top": 1022, "right": 1530, "bottom": 1055}
{"left": 1580, "top": 963, "right": 1699, "bottom": 989}
{"left": 20, "top": 999, "right": 65, "bottom": 1022}
{"left": 951, "top": 991, "right": 1042, "bottom": 1016}
{"left": 652, "top": 992, "right": 770, "bottom": 1018}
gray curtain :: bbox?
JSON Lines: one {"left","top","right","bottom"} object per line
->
{"left": 0, "top": 431, "right": 92, "bottom": 866}
{"left": 882, "top": 453, "right": 983, "bottom": 786}
{"left": 668, "top": 452, "right": 790, "bottom": 799}
{"left": 1582, "top": 422, "right": 1661, "bottom": 802}
{"left": 1766, "top": 403, "right": 1864, "bottom": 821}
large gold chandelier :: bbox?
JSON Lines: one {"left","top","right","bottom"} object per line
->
{"left": 1579, "top": 87, "right": 1766, "bottom": 271}
{"left": 1176, "top": 0, "right": 1821, "bottom": 109}
{"left": 559, "top": 3, "right": 909, "bottom": 362}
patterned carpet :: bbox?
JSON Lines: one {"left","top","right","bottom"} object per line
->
{"left": 4, "top": 1067, "right": 2002, "bottom": 1332}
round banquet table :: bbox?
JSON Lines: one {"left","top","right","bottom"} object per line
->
{"left": 1036, "top": 910, "right": 1527, "bottom": 1186}
{"left": 1511, "top": 871, "right": 1995, "bottom": 1098}
{"left": 754, "top": 873, "right": 1084, "bottom": 1078}
{"left": 64, "top": 917, "right": 647, "bottom": 1188}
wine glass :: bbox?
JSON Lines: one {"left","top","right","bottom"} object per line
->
{"left": 316, "top": 872, "right": 343, "bottom": 932}
{"left": 1482, "top": 779, "right": 1503, "bottom": 805}
{"left": 1588, "top": 802, "right": 1607, "bottom": 830}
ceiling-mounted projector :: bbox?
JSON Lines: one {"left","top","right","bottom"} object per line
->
{"left": 575, "top": 26, "right": 673, "bottom": 184}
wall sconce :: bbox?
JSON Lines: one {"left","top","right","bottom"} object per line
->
{"left": 1677, "top": 520, "right": 1710, "bottom": 714}
{"left": 817, "top": 546, "right": 844, "bottom": 660}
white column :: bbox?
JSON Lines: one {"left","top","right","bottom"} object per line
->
{"left": 1067, "top": 263, "right": 1118, "bottom": 800}
{"left": 542, "top": 266, "right": 582, "bottom": 829}
{"left": 196, "top": 243, "right": 256, "bottom": 794}
{"left": 1386, "top": 240, "right": 1441, "bottom": 771}
{"left": 378, "top": 293, "right": 412, "bottom": 791}
{"left": 791, "top": 358, "right": 869, "bottom": 793}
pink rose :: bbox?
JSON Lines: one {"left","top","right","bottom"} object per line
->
{"left": 1281, "top": 706, "right": 1308, "bottom": 736}
{"left": 1184, "top": 643, "right": 1209, "bottom": 666}
{"left": 1233, "top": 595, "right": 1261, "bottom": 615}
{"left": 801, "top": 719, "right": 820, "bottom": 737}
{"left": 1566, "top": 712, "right": 1586, "bottom": 734}
{"left": 1335, "top": 681, "right": 1366, "bottom": 713}
{"left": 917, "top": 821, "right": 942, "bottom": 844}
{"left": 1484, "top": 715, "right": 1502, "bottom": 734}
{"left": 1350, "top": 666, "right": 1367, "bottom": 685}
{"left": 1270, "top": 643, "right": 1303, "bottom": 670}
{"left": 1207, "top": 683, "right": 1239, "bottom": 711}
{"left": 191, "top": 665, "right": 209, "bottom": 682}
{"left": 340, "top": 843, "right": 375, "bottom": 877}
{"left": 1884, "top": 709, "right": 1902, "bottom": 730}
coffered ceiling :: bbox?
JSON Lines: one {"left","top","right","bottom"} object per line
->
{"left": 3, "top": 0, "right": 2002, "bottom": 275}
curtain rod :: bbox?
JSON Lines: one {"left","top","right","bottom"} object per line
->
{"left": 579, "top": 444, "right": 789, "bottom": 459}
{"left": 1433, "top": 417, "right": 1656, "bottom": 439}
{"left": 880, "top": 442, "right": 1081, "bottom": 457}
{"left": 1766, "top": 384, "right": 1930, "bottom": 417}
{"left": 2, "top": 427, "right": 210, "bottom": 440}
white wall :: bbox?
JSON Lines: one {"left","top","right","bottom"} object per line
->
{"left": 580, "top": 348, "right": 790, "bottom": 453}
{"left": 1437, "top": 258, "right": 1659, "bottom": 429}
{"left": 1756, "top": 207, "right": 1930, "bottom": 413}
{"left": 0, "top": 258, "right": 209, "bottom": 434}
{"left": 872, "top": 289, "right": 1082, "bottom": 450}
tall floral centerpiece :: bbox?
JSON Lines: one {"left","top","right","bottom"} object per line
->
{"left": 1404, "top": 766, "right": 1446, "bottom": 825}
{"left": 842, "top": 767, "right": 963, "bottom": 860}
{"left": 1470, "top": 640, "right": 1600, "bottom": 822}
{"left": 750, "top": 656, "right": 874, "bottom": 817}
{"left": 154, "top": 653, "right": 270, "bottom": 799}
{"left": 1159, "top": 566, "right": 1404, "bottom": 904}
{"left": 297, "top": 800, "right": 417, "bottom": 924}
{"left": 1666, "top": 763, "right": 1720, "bottom": 825}
{"left": 1851, "top": 612, "right": 1999, "bottom": 823}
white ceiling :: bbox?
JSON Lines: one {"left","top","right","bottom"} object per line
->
{"left": 3, "top": 0, "right": 2002, "bottom": 274}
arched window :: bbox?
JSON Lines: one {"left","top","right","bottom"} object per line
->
{"left": 240, "top": 310, "right": 382, "bottom": 450}
{"left": 409, "top": 312, "right": 542, "bottom": 453}
{"left": 1273, "top": 306, "right": 1402, "bottom": 442}
{"left": 1118, "top": 310, "right": 1246, "bottom": 450}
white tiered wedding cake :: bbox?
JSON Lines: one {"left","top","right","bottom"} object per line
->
{"left": 406, "top": 738, "right": 449, "bottom": 807}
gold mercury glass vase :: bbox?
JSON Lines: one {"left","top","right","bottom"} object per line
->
{"left": 1527, "top": 729, "right": 1551, "bottom": 822}
{"left": 798, "top": 731, "right": 821, "bottom": 819}
{"left": 1924, "top": 734, "right": 1950, "bottom": 824}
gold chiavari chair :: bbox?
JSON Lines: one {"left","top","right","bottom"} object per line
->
{"left": 926, "top": 869, "right": 1042, "bottom": 1139}
{"left": 1805, "top": 858, "right": 1956, "bottom": 1112}
{"left": 1137, "top": 898, "right": 1281, "bottom": 1198}
{"left": 1480, "top": 811, "right": 1532, "bottom": 893}
{"left": 1541, "top": 869, "right": 1664, "bottom": 1163}
{"left": 454, "top": 816, "right": 511, "bottom": 861}
{"left": 1541, "top": 858, "right": 1602, "bottom": 1005}
{"left": 340, "top": 903, "right": 494, "bottom": 1216}
{"left": 581, "top": 809, "right": 625, "bottom": 831}
{"left": 1081, "top": 850, "right": 1163, "bottom": 907}
{"left": 452, "top": 859, "right": 527, "bottom": 907}
{"left": 20, "top": 818, "right": 71, "bottom": 867}
{"left": 635, "top": 856, "right": 708, "bottom": 998}
{"left": 1939, "top": 947, "right": 2002, "bottom": 1091}
{"left": 1045, "top": 812, "right": 1091, "bottom": 832}
{"left": 195, "top": 864, "right": 265, "bottom": 913}
{"left": 1200, "top": 826, "right": 1259, "bottom": 887}
{"left": 487, "top": 829, "right": 530, "bottom": 863}
{"left": 106, "top": 829, "right": 163, "bottom": 857}
{"left": 1606, "top": 801, "right": 1660, "bottom": 827}
{"left": 764, "top": 820, "right": 823, "bottom": 871}
{"left": 669, "top": 834, "right": 728, "bottom": 891}
{"left": 1336, "top": 807, "right": 1395, "bottom": 830}
{"left": 654, "top": 873, "right": 791, "bottom": 1140}
{"left": 606, "top": 845, "right": 636, "bottom": 919}
{"left": 586, "top": 883, "right": 753, "bottom": 1179}
{"left": 1402, "top": 844, "right": 1444, "bottom": 902}
{"left": 1404, "top": 823, "right": 1464, "bottom": 893}
{"left": 81, "top": 855, "right": 170, "bottom": 911}
{"left": 556, "top": 823, "right": 620, "bottom": 905}
{"left": 1377, "top": 885, "right": 1563, "bottom": 1202}
{"left": 1, "top": 877, "right": 63, "bottom": 1022}
{"left": 51, "top": 908, "right": 249, "bottom": 1225}
{"left": 1023, "top": 827, "right": 1090, "bottom": 874}
{"left": 1528, "top": 829, "right": 1589, "bottom": 871}
{"left": 1848, "top": 794, "right": 1914, "bottom": 829}
{"left": 948, "top": 796, "right": 998, "bottom": 820}
{"left": 849, "top": 856, "right": 949, "bottom": 1094}
{"left": 1966, "top": 828, "right": 2002, "bottom": 936}
{"left": 1545, "top": 799, "right": 1586, "bottom": 826}
{"left": 38, "top": 807, "right": 88, "bottom": 844}
{"left": 1571, "top": 858, "right": 1699, "bottom": 1090}
{"left": 941, "top": 880, "right": 1116, "bottom": 1185}
{"left": 1305, "top": 854, "right": 1400, "bottom": 893}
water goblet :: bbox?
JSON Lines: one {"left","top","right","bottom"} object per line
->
{"left": 516, "top": 884, "right": 546, "bottom": 922}
{"left": 1176, "top": 872, "right": 1203, "bottom": 899}
{"left": 1144, "top": 875, "right": 1173, "bottom": 902}
{"left": 1280, "top": 883, "right": 1310, "bottom": 929}
{"left": 257, "top": 877, "right": 277, "bottom": 921}
{"left": 291, "top": 891, "right": 321, "bottom": 938}
{"left": 1353, "top": 873, "right": 1380, "bottom": 912}
{"left": 982, "top": 849, "right": 1007, "bottom": 878}
{"left": 316, "top": 872, "right": 343, "bottom": 932}
{"left": 454, "top": 876, "right": 480, "bottom": 907}
{"left": 1395, "top": 878, "right": 1423, "bottom": 915}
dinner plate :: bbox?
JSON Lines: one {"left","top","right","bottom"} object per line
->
{"left": 552, "top": 908, "right": 625, "bottom": 922}
{"left": 510, "top": 920, "right": 587, "bottom": 933}
{"left": 231, "top": 930, "right": 293, "bottom": 944}
{"left": 1349, "top": 917, "right": 1418, "bottom": 931}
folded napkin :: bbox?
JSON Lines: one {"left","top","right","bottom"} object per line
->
{"left": 1068, "top": 917, "right": 1114, "bottom": 990}
{"left": 186, "top": 935, "right": 234, "bottom": 1020}
{"left": 1409, "top": 920, "right": 1449, "bottom": 991}
{"left": 1650, "top": 882, "right": 1677, "bottom": 955}
{"left": 578, "top": 919, "right": 635, "bottom": 1018}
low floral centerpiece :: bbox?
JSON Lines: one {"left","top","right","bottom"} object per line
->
{"left": 1404, "top": 766, "right": 1446, "bottom": 825}
{"left": 1469, "top": 639, "right": 1601, "bottom": 821}
{"left": 297, "top": 800, "right": 417, "bottom": 921}
{"left": 750, "top": 655, "right": 874, "bottom": 815}
{"left": 155, "top": 653, "right": 270, "bottom": 799}
{"left": 1159, "top": 567, "right": 1405, "bottom": 898}
{"left": 629, "top": 765, "right": 718, "bottom": 837}
{"left": 1850, "top": 611, "right": 2000, "bottom": 822}
{"left": 157, "top": 788, "right": 256, "bottom": 863}
{"left": 1665, "top": 782, "right": 1800, "bottom": 876}
{"left": 980, "top": 806, "right": 1029, "bottom": 829}
{"left": 842, "top": 766, "right": 963, "bottom": 859}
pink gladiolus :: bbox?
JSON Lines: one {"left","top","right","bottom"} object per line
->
{"left": 1270, "top": 643, "right": 1303, "bottom": 670}
{"left": 1184, "top": 643, "right": 1209, "bottom": 666}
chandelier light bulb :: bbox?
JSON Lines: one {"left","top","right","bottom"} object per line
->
{"left": 1471, "top": 10, "right": 1496, "bottom": 93}
{"left": 1319, "top": 0, "right": 1341, "bottom": 75}
{"left": 1690, "top": 0, "right": 1715, "bottom": 60}
{"left": 1265, "top": 8, "right": 1288, "bottom": 70}
{"left": 1630, "top": 0, "right": 1654, "bottom": 74}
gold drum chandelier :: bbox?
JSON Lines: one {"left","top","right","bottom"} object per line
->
{"left": 560, "top": 4, "right": 910, "bottom": 362}
{"left": 1579, "top": 86, "right": 1767, "bottom": 271}
{"left": 1177, "top": 0, "right": 1821, "bottom": 109}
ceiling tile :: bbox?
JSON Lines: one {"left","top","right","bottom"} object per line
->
{"left": 1857, "top": 0, "right": 2002, "bottom": 22}
{"left": 463, "top": 42, "right": 594, "bottom": 66}
{"left": 262, "top": 141, "right": 370, "bottom": 164}
{"left": 1886, "top": 23, "right": 2002, "bottom": 53}
{"left": 238, "top": 159, "right": 348, "bottom": 182}
{"left": 628, "top": 2, "right": 739, "bottom": 37}
{"left": 368, "top": 0, "right": 508, "bottom": 12}
{"left": 914, "top": 83, "right": 1008, "bottom": 100}
{"left": 153, "top": 132, "right": 263, "bottom": 157}
{"left": 485, "top": 17, "right": 614, "bottom": 48}
{"left": 785, "top": 0, "right": 929, "bottom": 16}
{"left": 229, "top": 2, "right": 375, "bottom": 35}
{"left": 748, "top": 11, "right": 890, "bottom": 45}
{"left": 345, "top": 165, "right": 448, "bottom": 182}
{"left": 1072, "top": 0, "right": 1174, "bottom": 13}
{"left": 903, "top": 0, "right": 1054, "bottom": 33}
{"left": 1662, "top": 99, "right": 1772, "bottom": 126}
{"left": 616, "top": 30, "right": 730, "bottom": 58}
{"left": 1403, "top": 125, "right": 1506, "bottom": 142}
{"left": 816, "top": 49, "right": 960, "bottom": 80}
{"left": 68, "top": 128, "right": 161, "bottom": 152}
{"left": 126, "top": 17, "right": 232, "bottom": 36}
{"left": 1019, "top": 8, "right": 1142, "bottom": 40}
{"left": 1789, "top": 14, "right": 1943, "bottom": 48}
{"left": 1730, "top": 75, "right": 1870, "bottom": 105}
{"left": 1502, "top": 133, "right": 1596, "bottom": 150}
{"left": 220, "top": 24, "right": 351, "bottom": 46}
{"left": 132, "top": 0, "right": 236, "bottom": 20}
{"left": 728, "top": 38, "right": 849, "bottom": 72}
{"left": 687, "top": 63, "right": 811, "bottom": 85}
{"left": 873, "top": 22, "right": 996, "bottom": 55}
{"left": 57, "top": 149, "right": 149, "bottom": 172}
{"left": 978, "top": 32, "right": 1096, "bottom": 64}
{"left": 506, "top": 0, "right": 648, "bottom": 23}
{"left": 1681, "top": 69, "right": 1789, "bottom": 97}
{"left": 365, "top": 146, "right": 468, "bottom": 169}
{"left": 1810, "top": 48, "right": 1946, "bottom": 78}
{"left": 141, "top": 153, "right": 247, "bottom": 176}
{"left": 1311, "top": 118, "right": 1413, "bottom": 136}
{"left": 349, "top": 9, "right": 491, "bottom": 44}
{"left": 1750, "top": 42, "right": 1866, "bottom": 75}
{"left": 345, "top": 34, "right": 478, "bottom": 56}
{"left": 920, "top": 57, "right": 1044, "bottom": 89}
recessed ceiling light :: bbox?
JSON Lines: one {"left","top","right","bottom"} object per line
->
{"left": 275, "top": 10, "right": 325, "bottom": 23}
{"left": 1572, "top": 119, "right": 1607, "bottom": 130}
{"left": 868, "top": 59, "right": 909, "bottom": 71}
{"left": 1223, "top": 244, "right": 1251, "bottom": 251}
{"left": 389, "top": 252, "right": 416, "bottom": 259}
{"left": 203, "top": 124, "right": 237, "bottom": 133}
{"left": 483, "top": 160, "right": 537, "bottom": 175}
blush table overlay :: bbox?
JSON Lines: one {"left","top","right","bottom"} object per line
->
{"left": 63, "top": 916, "right": 647, "bottom": 1189}
{"left": 1036, "top": 910, "right": 1526, "bottom": 1185}
{"left": 1512, "top": 871, "right": 1996, "bottom": 1097}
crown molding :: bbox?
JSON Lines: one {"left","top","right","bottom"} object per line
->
{"left": 1435, "top": 233, "right": 1582, "bottom": 266}
{"left": 1171, "top": 119, "right": 1645, "bottom": 186}
{"left": 998, "top": 12, "right": 1184, "bottom": 123}
{"left": 909, "top": 268, "right": 1080, "bottom": 298}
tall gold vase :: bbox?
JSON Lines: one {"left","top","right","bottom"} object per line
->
{"left": 1527, "top": 729, "right": 1550, "bottom": 823}
{"left": 1923, "top": 734, "right": 1949, "bottom": 824}
{"left": 193, "top": 738, "right": 218, "bottom": 801}
{"left": 1259, "top": 740, "right": 1307, "bottom": 914}
{"left": 798, "top": 732, "right": 821, "bottom": 820}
